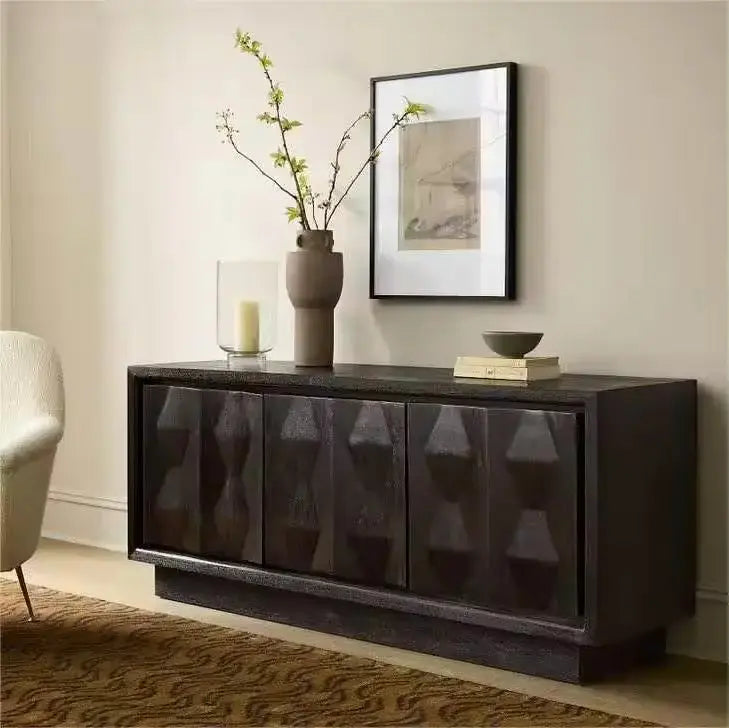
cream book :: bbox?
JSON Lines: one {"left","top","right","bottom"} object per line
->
{"left": 453, "top": 363, "right": 562, "bottom": 381}
{"left": 456, "top": 355, "right": 559, "bottom": 368}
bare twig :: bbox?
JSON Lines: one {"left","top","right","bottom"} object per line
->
{"left": 309, "top": 193, "right": 320, "bottom": 229}
{"left": 323, "top": 112, "right": 370, "bottom": 229}
{"left": 326, "top": 112, "right": 409, "bottom": 226}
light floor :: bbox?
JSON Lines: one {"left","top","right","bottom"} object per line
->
{"left": 2, "top": 539, "right": 726, "bottom": 727}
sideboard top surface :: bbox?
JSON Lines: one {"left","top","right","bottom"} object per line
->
{"left": 128, "top": 360, "right": 694, "bottom": 404}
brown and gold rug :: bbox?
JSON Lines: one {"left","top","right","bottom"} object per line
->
{"left": 1, "top": 580, "right": 654, "bottom": 726}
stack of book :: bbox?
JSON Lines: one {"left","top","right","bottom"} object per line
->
{"left": 453, "top": 355, "right": 561, "bottom": 381}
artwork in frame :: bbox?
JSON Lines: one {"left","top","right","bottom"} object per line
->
{"left": 370, "top": 63, "right": 517, "bottom": 299}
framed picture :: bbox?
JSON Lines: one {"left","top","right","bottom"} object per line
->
{"left": 370, "top": 62, "right": 517, "bottom": 300}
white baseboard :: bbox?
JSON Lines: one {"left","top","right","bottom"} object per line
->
{"left": 43, "top": 489, "right": 127, "bottom": 552}
{"left": 42, "top": 494, "right": 728, "bottom": 662}
{"left": 668, "top": 588, "right": 728, "bottom": 663}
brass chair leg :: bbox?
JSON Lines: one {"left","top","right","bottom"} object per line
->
{"left": 15, "top": 565, "right": 36, "bottom": 622}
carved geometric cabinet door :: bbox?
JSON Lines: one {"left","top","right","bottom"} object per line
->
{"left": 408, "top": 403, "right": 580, "bottom": 619}
{"left": 143, "top": 385, "right": 201, "bottom": 555}
{"left": 331, "top": 398, "right": 406, "bottom": 588}
{"left": 142, "top": 385, "right": 262, "bottom": 564}
{"left": 264, "top": 394, "right": 406, "bottom": 588}
{"left": 486, "top": 408, "right": 579, "bottom": 619}
{"left": 408, "top": 403, "right": 489, "bottom": 603}
{"left": 264, "top": 394, "right": 331, "bottom": 576}
{"left": 199, "top": 388, "right": 263, "bottom": 564}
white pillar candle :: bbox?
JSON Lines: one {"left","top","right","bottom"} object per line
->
{"left": 233, "top": 300, "right": 260, "bottom": 353}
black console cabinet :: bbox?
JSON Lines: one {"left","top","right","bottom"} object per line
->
{"left": 128, "top": 361, "right": 696, "bottom": 683}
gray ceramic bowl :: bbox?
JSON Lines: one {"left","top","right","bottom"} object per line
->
{"left": 482, "top": 331, "right": 544, "bottom": 358}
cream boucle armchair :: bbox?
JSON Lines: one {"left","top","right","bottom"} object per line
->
{"left": 1, "top": 331, "right": 64, "bottom": 620}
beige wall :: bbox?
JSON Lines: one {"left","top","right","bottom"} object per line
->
{"left": 6, "top": 1, "right": 727, "bottom": 659}
{"left": 0, "top": 1, "right": 9, "bottom": 329}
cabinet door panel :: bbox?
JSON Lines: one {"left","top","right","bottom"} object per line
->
{"left": 142, "top": 385, "right": 262, "bottom": 564}
{"left": 199, "top": 389, "right": 263, "bottom": 563}
{"left": 143, "top": 385, "right": 202, "bottom": 554}
{"left": 408, "top": 403, "right": 580, "bottom": 619}
{"left": 264, "top": 395, "right": 332, "bottom": 575}
{"left": 264, "top": 394, "right": 406, "bottom": 587}
{"left": 408, "top": 403, "right": 489, "bottom": 602}
{"left": 487, "top": 408, "right": 579, "bottom": 618}
{"left": 332, "top": 399, "right": 406, "bottom": 588}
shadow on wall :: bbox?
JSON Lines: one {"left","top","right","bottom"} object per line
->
{"left": 669, "top": 381, "right": 727, "bottom": 662}
{"left": 696, "top": 383, "right": 728, "bottom": 588}
{"left": 371, "top": 64, "right": 549, "bottom": 367}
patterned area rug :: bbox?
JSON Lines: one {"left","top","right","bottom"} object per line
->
{"left": 1, "top": 581, "right": 655, "bottom": 726}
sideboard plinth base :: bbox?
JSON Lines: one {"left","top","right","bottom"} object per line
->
{"left": 154, "top": 566, "right": 666, "bottom": 684}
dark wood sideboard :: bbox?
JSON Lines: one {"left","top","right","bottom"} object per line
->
{"left": 127, "top": 361, "right": 696, "bottom": 683}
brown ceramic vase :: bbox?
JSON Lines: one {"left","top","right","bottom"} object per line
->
{"left": 286, "top": 230, "right": 343, "bottom": 367}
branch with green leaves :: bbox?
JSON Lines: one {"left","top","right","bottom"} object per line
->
{"left": 234, "top": 30, "right": 311, "bottom": 229}
{"left": 215, "top": 109, "right": 299, "bottom": 204}
{"left": 217, "top": 29, "right": 429, "bottom": 235}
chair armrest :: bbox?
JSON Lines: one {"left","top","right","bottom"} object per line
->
{"left": 0, "top": 416, "right": 63, "bottom": 471}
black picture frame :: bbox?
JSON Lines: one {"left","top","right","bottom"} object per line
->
{"left": 369, "top": 62, "right": 518, "bottom": 301}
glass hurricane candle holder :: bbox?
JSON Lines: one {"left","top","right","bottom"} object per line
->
{"left": 217, "top": 260, "right": 278, "bottom": 363}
